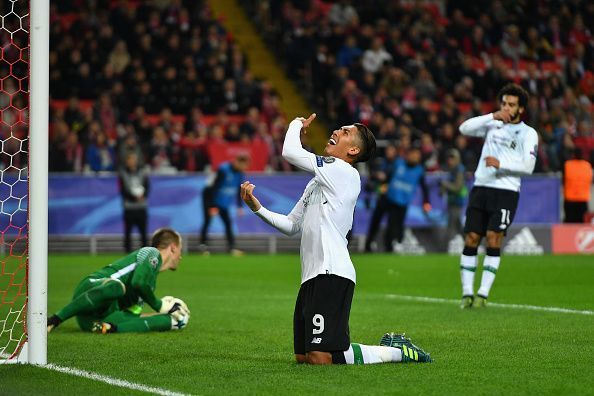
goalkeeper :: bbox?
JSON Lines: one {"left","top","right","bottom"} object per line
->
{"left": 47, "top": 228, "right": 190, "bottom": 333}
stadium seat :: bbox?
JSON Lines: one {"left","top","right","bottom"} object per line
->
{"left": 540, "top": 61, "right": 562, "bottom": 76}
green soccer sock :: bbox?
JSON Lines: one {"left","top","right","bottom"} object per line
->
{"left": 112, "top": 314, "right": 173, "bottom": 333}
{"left": 56, "top": 279, "right": 125, "bottom": 321}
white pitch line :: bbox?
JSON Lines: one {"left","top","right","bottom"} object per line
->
{"left": 43, "top": 364, "right": 192, "bottom": 396}
{"left": 385, "top": 294, "right": 594, "bottom": 316}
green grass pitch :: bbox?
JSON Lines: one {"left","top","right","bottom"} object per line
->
{"left": 2, "top": 253, "right": 593, "bottom": 395}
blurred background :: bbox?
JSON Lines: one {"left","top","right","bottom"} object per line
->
{"left": 2, "top": 0, "right": 593, "bottom": 254}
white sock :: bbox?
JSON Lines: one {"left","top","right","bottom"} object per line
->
{"left": 478, "top": 255, "right": 501, "bottom": 298}
{"left": 344, "top": 343, "right": 402, "bottom": 364}
{"left": 460, "top": 254, "right": 477, "bottom": 296}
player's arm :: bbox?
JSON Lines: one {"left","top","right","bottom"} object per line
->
{"left": 130, "top": 249, "right": 162, "bottom": 312}
{"left": 281, "top": 116, "right": 319, "bottom": 173}
{"left": 241, "top": 181, "right": 303, "bottom": 236}
{"left": 496, "top": 130, "right": 539, "bottom": 175}
{"left": 459, "top": 113, "right": 497, "bottom": 137}
{"left": 282, "top": 114, "right": 351, "bottom": 197}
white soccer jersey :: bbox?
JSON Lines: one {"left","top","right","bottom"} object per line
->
{"left": 254, "top": 119, "right": 359, "bottom": 284}
{"left": 459, "top": 113, "right": 538, "bottom": 192}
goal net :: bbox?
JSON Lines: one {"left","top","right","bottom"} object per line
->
{"left": 0, "top": 0, "right": 30, "bottom": 364}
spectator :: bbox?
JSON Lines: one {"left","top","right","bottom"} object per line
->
{"left": 149, "top": 126, "right": 175, "bottom": 174}
{"left": 362, "top": 37, "right": 392, "bottom": 74}
{"left": 86, "top": 132, "right": 116, "bottom": 172}
{"left": 337, "top": 36, "right": 363, "bottom": 68}
{"left": 364, "top": 143, "right": 397, "bottom": 252}
{"left": 107, "top": 40, "right": 131, "bottom": 75}
{"left": 440, "top": 149, "right": 467, "bottom": 243}
{"left": 328, "top": 0, "right": 358, "bottom": 28}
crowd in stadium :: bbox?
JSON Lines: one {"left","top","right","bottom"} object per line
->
{"left": 47, "top": 0, "right": 593, "bottom": 174}
{"left": 248, "top": 0, "right": 594, "bottom": 172}
{"left": 48, "top": 0, "right": 287, "bottom": 173}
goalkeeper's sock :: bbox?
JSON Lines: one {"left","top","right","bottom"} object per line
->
{"left": 460, "top": 246, "right": 478, "bottom": 297}
{"left": 113, "top": 314, "right": 173, "bottom": 333}
{"left": 477, "top": 248, "right": 501, "bottom": 298}
{"left": 56, "top": 279, "right": 125, "bottom": 321}
{"left": 332, "top": 344, "right": 402, "bottom": 364}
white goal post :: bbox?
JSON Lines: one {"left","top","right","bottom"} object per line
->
{"left": 28, "top": 0, "right": 49, "bottom": 365}
{"left": 0, "top": 0, "right": 48, "bottom": 365}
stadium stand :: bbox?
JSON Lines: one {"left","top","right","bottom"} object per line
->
{"left": 243, "top": 0, "right": 594, "bottom": 172}
{"left": 47, "top": 0, "right": 288, "bottom": 172}
{"left": 44, "top": 0, "right": 593, "bottom": 174}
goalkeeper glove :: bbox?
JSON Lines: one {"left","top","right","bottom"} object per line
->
{"left": 160, "top": 296, "right": 191, "bottom": 321}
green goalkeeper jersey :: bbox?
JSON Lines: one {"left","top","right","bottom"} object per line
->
{"left": 89, "top": 247, "right": 163, "bottom": 313}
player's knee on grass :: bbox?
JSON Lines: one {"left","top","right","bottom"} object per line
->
{"left": 306, "top": 351, "right": 333, "bottom": 365}
{"left": 295, "top": 354, "right": 306, "bottom": 364}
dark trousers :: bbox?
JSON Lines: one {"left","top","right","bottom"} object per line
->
{"left": 124, "top": 208, "right": 147, "bottom": 252}
{"left": 564, "top": 201, "right": 588, "bottom": 223}
{"left": 365, "top": 194, "right": 389, "bottom": 251}
{"left": 200, "top": 202, "right": 235, "bottom": 250}
{"left": 447, "top": 205, "right": 464, "bottom": 238}
{"left": 385, "top": 202, "right": 408, "bottom": 251}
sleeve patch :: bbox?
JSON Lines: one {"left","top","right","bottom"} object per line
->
{"left": 323, "top": 156, "right": 335, "bottom": 164}
{"left": 316, "top": 156, "right": 324, "bottom": 167}
{"left": 149, "top": 256, "right": 159, "bottom": 269}
{"left": 530, "top": 144, "right": 538, "bottom": 158}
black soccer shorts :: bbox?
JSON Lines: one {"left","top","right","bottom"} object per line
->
{"left": 293, "top": 274, "right": 355, "bottom": 355}
{"left": 464, "top": 186, "right": 520, "bottom": 236}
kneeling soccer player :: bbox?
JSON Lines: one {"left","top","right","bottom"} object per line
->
{"left": 47, "top": 228, "right": 189, "bottom": 333}
{"left": 241, "top": 114, "right": 432, "bottom": 364}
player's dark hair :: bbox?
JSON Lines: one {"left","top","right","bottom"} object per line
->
{"left": 498, "top": 83, "right": 529, "bottom": 108}
{"left": 353, "top": 123, "right": 376, "bottom": 163}
{"left": 151, "top": 228, "right": 181, "bottom": 249}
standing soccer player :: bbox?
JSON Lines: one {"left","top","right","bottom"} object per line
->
{"left": 241, "top": 114, "right": 432, "bottom": 365}
{"left": 47, "top": 228, "right": 190, "bottom": 333}
{"left": 458, "top": 84, "right": 538, "bottom": 308}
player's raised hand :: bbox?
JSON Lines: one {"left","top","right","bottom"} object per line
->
{"left": 296, "top": 113, "right": 317, "bottom": 133}
{"left": 493, "top": 110, "right": 511, "bottom": 123}
{"left": 240, "top": 181, "right": 262, "bottom": 212}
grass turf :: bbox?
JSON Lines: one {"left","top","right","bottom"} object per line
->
{"left": 1, "top": 253, "right": 593, "bottom": 395}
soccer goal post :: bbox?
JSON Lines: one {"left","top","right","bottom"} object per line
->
{"left": 0, "top": 0, "right": 48, "bottom": 365}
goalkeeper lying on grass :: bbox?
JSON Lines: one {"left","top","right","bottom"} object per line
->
{"left": 47, "top": 228, "right": 190, "bottom": 334}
